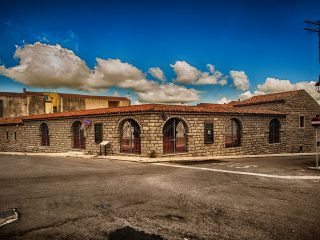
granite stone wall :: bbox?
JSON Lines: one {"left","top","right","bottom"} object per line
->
{"left": 233, "top": 91, "right": 320, "bottom": 153}
{"left": 0, "top": 112, "right": 287, "bottom": 157}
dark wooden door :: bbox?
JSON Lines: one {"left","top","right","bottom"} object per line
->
{"left": 72, "top": 121, "right": 85, "bottom": 149}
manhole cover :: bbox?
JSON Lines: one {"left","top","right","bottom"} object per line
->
{"left": 108, "top": 226, "right": 163, "bottom": 240}
{"left": 0, "top": 209, "right": 18, "bottom": 227}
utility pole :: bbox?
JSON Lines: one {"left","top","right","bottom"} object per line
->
{"left": 304, "top": 20, "right": 320, "bottom": 91}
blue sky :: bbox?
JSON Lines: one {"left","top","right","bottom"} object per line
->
{"left": 0, "top": 0, "right": 320, "bottom": 104}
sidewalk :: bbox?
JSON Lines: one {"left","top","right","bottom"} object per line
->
{"left": 0, "top": 151, "right": 318, "bottom": 163}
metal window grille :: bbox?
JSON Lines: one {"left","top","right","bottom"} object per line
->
{"left": 120, "top": 119, "right": 141, "bottom": 154}
{"left": 163, "top": 118, "right": 187, "bottom": 154}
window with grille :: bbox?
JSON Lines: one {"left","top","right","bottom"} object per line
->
{"left": 269, "top": 119, "right": 280, "bottom": 144}
{"left": 6, "top": 131, "right": 9, "bottom": 140}
{"left": 204, "top": 122, "right": 214, "bottom": 144}
{"left": 225, "top": 118, "right": 241, "bottom": 148}
{"left": 94, "top": 123, "right": 103, "bottom": 144}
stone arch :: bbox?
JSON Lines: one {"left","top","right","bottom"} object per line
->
{"left": 269, "top": 118, "right": 281, "bottom": 144}
{"left": 39, "top": 122, "right": 50, "bottom": 146}
{"left": 71, "top": 120, "right": 85, "bottom": 149}
{"left": 117, "top": 116, "right": 143, "bottom": 135}
{"left": 119, "top": 118, "right": 141, "bottom": 154}
{"left": 163, "top": 117, "right": 189, "bottom": 154}
{"left": 225, "top": 117, "right": 242, "bottom": 148}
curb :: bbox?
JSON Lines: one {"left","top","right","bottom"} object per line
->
{"left": 0, "top": 151, "right": 317, "bottom": 163}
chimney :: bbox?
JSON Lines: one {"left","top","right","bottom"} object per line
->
{"left": 23, "top": 88, "right": 26, "bottom": 93}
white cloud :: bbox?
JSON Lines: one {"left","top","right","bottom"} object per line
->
{"left": 89, "top": 58, "right": 155, "bottom": 92}
{"left": 0, "top": 42, "right": 201, "bottom": 104}
{"left": 171, "top": 61, "right": 227, "bottom": 85}
{"left": 256, "top": 77, "right": 320, "bottom": 103}
{"left": 257, "top": 77, "right": 295, "bottom": 93}
{"left": 217, "top": 97, "right": 232, "bottom": 104}
{"left": 236, "top": 77, "right": 320, "bottom": 104}
{"left": 171, "top": 61, "right": 200, "bottom": 84}
{"left": 137, "top": 84, "right": 199, "bottom": 104}
{"left": 230, "top": 70, "right": 249, "bottom": 91}
{"left": 0, "top": 42, "right": 91, "bottom": 90}
{"left": 148, "top": 67, "right": 166, "bottom": 81}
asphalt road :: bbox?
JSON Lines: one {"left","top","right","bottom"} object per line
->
{"left": 0, "top": 154, "right": 319, "bottom": 240}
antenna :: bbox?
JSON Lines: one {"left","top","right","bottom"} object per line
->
{"left": 304, "top": 20, "right": 320, "bottom": 92}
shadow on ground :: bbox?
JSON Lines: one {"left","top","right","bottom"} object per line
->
{"left": 107, "top": 226, "right": 163, "bottom": 240}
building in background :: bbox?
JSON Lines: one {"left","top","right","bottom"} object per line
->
{"left": 0, "top": 88, "right": 130, "bottom": 118}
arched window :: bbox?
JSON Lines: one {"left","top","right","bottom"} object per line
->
{"left": 225, "top": 118, "right": 241, "bottom": 148}
{"left": 120, "top": 119, "right": 141, "bottom": 154}
{"left": 163, "top": 118, "right": 187, "bottom": 154}
{"left": 40, "top": 123, "right": 50, "bottom": 146}
{"left": 269, "top": 119, "right": 280, "bottom": 144}
{"left": 0, "top": 100, "right": 3, "bottom": 118}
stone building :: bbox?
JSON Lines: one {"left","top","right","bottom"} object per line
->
{"left": 0, "top": 90, "right": 319, "bottom": 158}
{"left": 0, "top": 88, "right": 130, "bottom": 118}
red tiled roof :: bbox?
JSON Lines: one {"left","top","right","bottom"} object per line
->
{"left": 59, "top": 93, "right": 129, "bottom": 101}
{"left": 0, "top": 104, "right": 285, "bottom": 125}
{"left": 232, "top": 90, "right": 304, "bottom": 106}
{"left": 0, "top": 117, "right": 23, "bottom": 125}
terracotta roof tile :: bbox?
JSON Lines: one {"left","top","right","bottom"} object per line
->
{"left": 0, "top": 117, "right": 23, "bottom": 125}
{"left": 232, "top": 90, "right": 304, "bottom": 106}
{"left": 0, "top": 104, "right": 284, "bottom": 125}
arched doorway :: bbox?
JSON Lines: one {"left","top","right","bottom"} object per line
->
{"left": 163, "top": 118, "right": 187, "bottom": 154}
{"left": 72, "top": 121, "right": 85, "bottom": 149}
{"left": 40, "top": 123, "right": 50, "bottom": 146}
{"left": 120, "top": 119, "right": 141, "bottom": 154}
{"left": 269, "top": 118, "right": 281, "bottom": 144}
{"left": 225, "top": 118, "right": 241, "bottom": 148}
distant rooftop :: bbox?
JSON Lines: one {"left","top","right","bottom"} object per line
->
{"left": 231, "top": 90, "right": 304, "bottom": 107}
{"left": 0, "top": 89, "right": 129, "bottom": 101}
